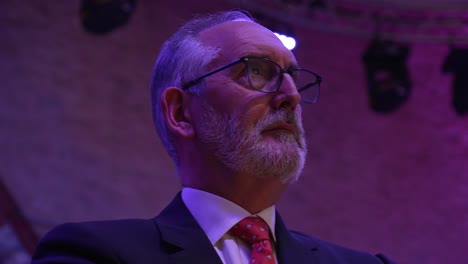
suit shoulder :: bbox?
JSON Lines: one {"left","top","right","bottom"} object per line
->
{"left": 62, "top": 218, "right": 157, "bottom": 236}
{"left": 289, "top": 230, "right": 395, "bottom": 264}
{"left": 44, "top": 219, "right": 159, "bottom": 245}
{"left": 33, "top": 219, "right": 162, "bottom": 263}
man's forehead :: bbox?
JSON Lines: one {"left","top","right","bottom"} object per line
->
{"left": 198, "top": 21, "right": 296, "bottom": 65}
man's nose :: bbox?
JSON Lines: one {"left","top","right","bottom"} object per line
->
{"left": 270, "top": 74, "right": 301, "bottom": 111}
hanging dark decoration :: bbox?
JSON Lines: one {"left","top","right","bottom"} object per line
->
{"left": 362, "top": 38, "right": 412, "bottom": 113}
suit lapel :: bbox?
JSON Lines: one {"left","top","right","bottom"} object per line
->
{"left": 155, "top": 194, "right": 323, "bottom": 264}
{"left": 154, "top": 193, "right": 223, "bottom": 264}
{"left": 275, "top": 213, "right": 320, "bottom": 264}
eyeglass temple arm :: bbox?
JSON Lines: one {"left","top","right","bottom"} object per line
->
{"left": 181, "top": 60, "right": 243, "bottom": 90}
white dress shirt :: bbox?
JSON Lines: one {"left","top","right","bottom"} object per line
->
{"left": 182, "top": 187, "right": 278, "bottom": 264}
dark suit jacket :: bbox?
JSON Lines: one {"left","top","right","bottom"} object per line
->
{"left": 32, "top": 193, "right": 395, "bottom": 263}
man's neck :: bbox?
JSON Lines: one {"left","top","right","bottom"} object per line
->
{"left": 179, "top": 167, "right": 288, "bottom": 214}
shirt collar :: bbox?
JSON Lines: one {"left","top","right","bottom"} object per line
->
{"left": 181, "top": 187, "right": 277, "bottom": 245}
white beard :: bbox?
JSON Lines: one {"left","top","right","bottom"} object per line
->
{"left": 198, "top": 101, "right": 307, "bottom": 183}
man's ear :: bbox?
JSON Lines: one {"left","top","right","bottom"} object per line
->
{"left": 161, "top": 87, "right": 194, "bottom": 138}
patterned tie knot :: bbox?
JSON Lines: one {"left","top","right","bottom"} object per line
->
{"left": 230, "top": 216, "right": 274, "bottom": 264}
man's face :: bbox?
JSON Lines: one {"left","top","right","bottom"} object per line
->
{"left": 198, "top": 99, "right": 306, "bottom": 183}
{"left": 194, "top": 21, "right": 307, "bottom": 183}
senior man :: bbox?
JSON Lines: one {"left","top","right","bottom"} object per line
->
{"left": 32, "top": 10, "right": 394, "bottom": 264}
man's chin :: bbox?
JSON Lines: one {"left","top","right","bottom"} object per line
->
{"left": 251, "top": 143, "right": 305, "bottom": 180}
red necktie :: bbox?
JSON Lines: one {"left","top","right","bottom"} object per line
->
{"left": 229, "top": 216, "right": 275, "bottom": 264}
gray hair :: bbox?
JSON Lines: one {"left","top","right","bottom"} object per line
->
{"left": 150, "top": 10, "right": 256, "bottom": 165}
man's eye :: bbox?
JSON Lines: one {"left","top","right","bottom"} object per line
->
{"left": 249, "top": 62, "right": 274, "bottom": 80}
{"left": 249, "top": 64, "right": 264, "bottom": 77}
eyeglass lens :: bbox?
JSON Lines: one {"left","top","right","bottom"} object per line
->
{"left": 244, "top": 58, "right": 320, "bottom": 103}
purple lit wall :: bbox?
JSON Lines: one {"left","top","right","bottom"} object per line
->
{"left": 1, "top": 1, "right": 467, "bottom": 264}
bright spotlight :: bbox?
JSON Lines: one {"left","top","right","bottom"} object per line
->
{"left": 274, "top": 33, "right": 296, "bottom": 50}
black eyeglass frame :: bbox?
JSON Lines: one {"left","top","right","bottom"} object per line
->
{"left": 181, "top": 57, "right": 322, "bottom": 103}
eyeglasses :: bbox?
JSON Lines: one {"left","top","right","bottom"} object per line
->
{"left": 182, "top": 57, "right": 322, "bottom": 104}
